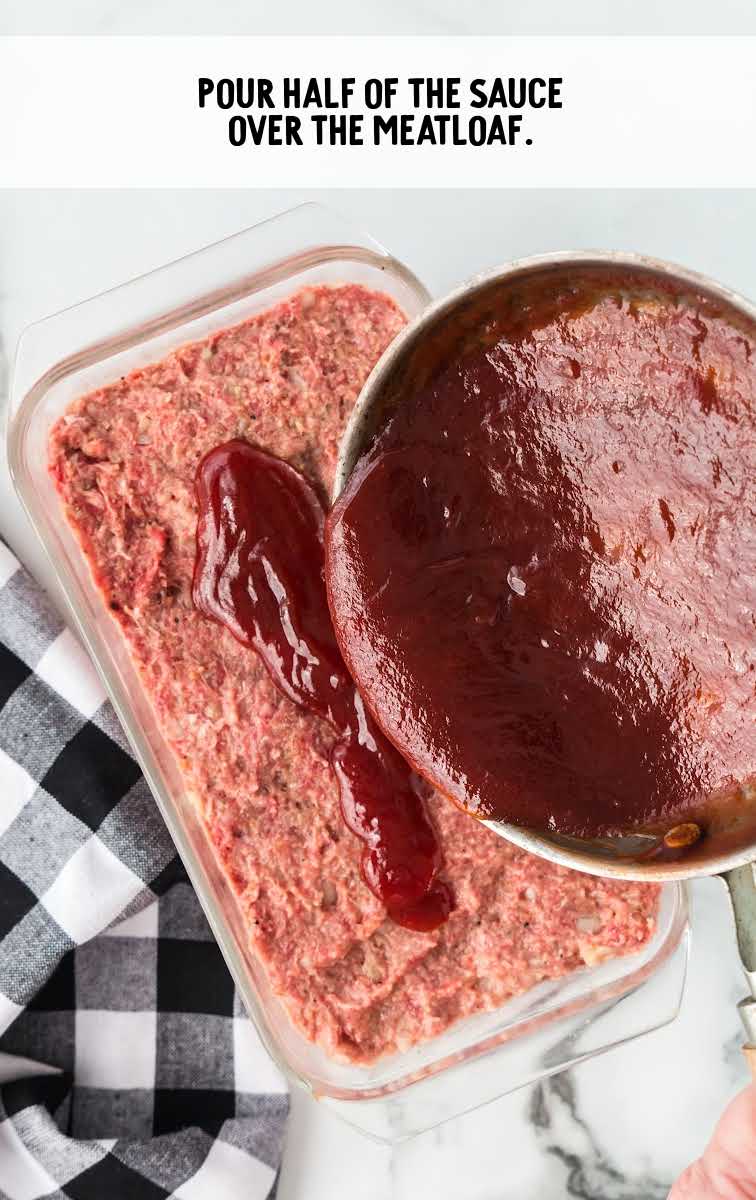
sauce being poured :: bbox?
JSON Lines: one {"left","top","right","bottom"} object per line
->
{"left": 192, "top": 439, "right": 452, "bottom": 931}
{"left": 325, "top": 267, "right": 756, "bottom": 841}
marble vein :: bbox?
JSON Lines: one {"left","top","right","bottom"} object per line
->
{"left": 531, "top": 1074, "right": 670, "bottom": 1199}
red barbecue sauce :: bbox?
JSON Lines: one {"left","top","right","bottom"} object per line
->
{"left": 192, "top": 440, "right": 452, "bottom": 931}
{"left": 325, "top": 270, "right": 756, "bottom": 841}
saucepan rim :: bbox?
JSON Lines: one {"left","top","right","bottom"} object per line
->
{"left": 332, "top": 248, "right": 756, "bottom": 884}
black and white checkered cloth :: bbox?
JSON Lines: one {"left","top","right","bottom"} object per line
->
{"left": 0, "top": 541, "right": 288, "bottom": 1199}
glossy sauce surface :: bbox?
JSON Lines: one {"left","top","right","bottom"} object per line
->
{"left": 326, "top": 270, "right": 756, "bottom": 839}
{"left": 193, "top": 440, "right": 451, "bottom": 930}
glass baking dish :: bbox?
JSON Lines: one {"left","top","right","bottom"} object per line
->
{"left": 7, "top": 202, "right": 689, "bottom": 1142}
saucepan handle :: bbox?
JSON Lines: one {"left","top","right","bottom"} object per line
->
{"left": 723, "top": 863, "right": 756, "bottom": 1079}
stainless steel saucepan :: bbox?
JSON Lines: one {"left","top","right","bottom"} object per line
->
{"left": 332, "top": 251, "right": 756, "bottom": 1073}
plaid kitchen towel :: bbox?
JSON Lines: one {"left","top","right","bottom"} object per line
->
{"left": 0, "top": 540, "right": 288, "bottom": 1199}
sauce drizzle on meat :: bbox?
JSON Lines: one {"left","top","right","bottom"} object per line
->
{"left": 193, "top": 439, "right": 452, "bottom": 930}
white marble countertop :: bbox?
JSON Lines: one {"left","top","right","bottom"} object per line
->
{"left": 0, "top": 187, "right": 754, "bottom": 1197}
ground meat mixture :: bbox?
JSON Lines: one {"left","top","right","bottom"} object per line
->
{"left": 49, "top": 284, "right": 659, "bottom": 1063}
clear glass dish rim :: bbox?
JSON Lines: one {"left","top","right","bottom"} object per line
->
{"left": 8, "top": 205, "right": 429, "bottom": 435}
{"left": 6, "top": 204, "right": 689, "bottom": 1109}
{"left": 315, "top": 882, "right": 689, "bottom": 1103}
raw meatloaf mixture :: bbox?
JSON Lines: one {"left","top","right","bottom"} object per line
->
{"left": 49, "top": 284, "right": 659, "bottom": 1063}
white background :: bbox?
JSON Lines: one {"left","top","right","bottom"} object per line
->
{"left": 2, "top": 0, "right": 756, "bottom": 35}
{"left": 2, "top": 36, "right": 756, "bottom": 187}
{"left": 0, "top": 186, "right": 754, "bottom": 1197}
